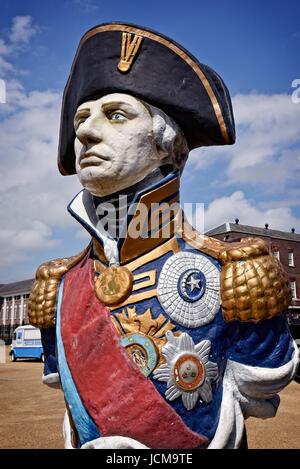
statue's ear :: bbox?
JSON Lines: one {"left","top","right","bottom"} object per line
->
{"left": 155, "top": 143, "right": 169, "bottom": 161}
{"left": 151, "top": 112, "right": 173, "bottom": 162}
{"left": 172, "top": 134, "right": 189, "bottom": 172}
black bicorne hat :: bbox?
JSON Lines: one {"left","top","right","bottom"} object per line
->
{"left": 58, "top": 22, "right": 235, "bottom": 175}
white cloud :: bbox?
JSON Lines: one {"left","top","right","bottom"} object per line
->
{"left": 0, "top": 39, "right": 10, "bottom": 55}
{"left": 0, "top": 56, "right": 14, "bottom": 75}
{"left": 0, "top": 16, "right": 83, "bottom": 274}
{"left": 190, "top": 93, "right": 300, "bottom": 192}
{"left": 203, "top": 191, "right": 300, "bottom": 232}
{"left": 9, "top": 16, "right": 39, "bottom": 44}
{"left": 228, "top": 93, "right": 300, "bottom": 173}
{"left": 0, "top": 85, "right": 82, "bottom": 269}
{"left": 75, "top": 228, "right": 91, "bottom": 241}
{"left": 0, "top": 222, "right": 59, "bottom": 268}
{"left": 0, "top": 16, "right": 39, "bottom": 77}
{"left": 188, "top": 92, "right": 300, "bottom": 233}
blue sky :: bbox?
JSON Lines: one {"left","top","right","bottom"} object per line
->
{"left": 0, "top": 0, "right": 300, "bottom": 282}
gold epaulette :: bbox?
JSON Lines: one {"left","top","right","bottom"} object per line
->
{"left": 218, "top": 237, "right": 291, "bottom": 322}
{"left": 28, "top": 244, "right": 91, "bottom": 329}
{"left": 182, "top": 223, "right": 291, "bottom": 322}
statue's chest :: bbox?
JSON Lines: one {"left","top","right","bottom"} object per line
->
{"left": 110, "top": 246, "right": 227, "bottom": 406}
{"left": 61, "top": 245, "right": 227, "bottom": 442}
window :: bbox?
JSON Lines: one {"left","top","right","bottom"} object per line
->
{"left": 291, "top": 281, "right": 297, "bottom": 299}
{"left": 288, "top": 251, "right": 295, "bottom": 267}
{"left": 272, "top": 250, "right": 280, "bottom": 261}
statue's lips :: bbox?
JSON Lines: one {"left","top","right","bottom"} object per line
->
{"left": 80, "top": 153, "right": 109, "bottom": 168}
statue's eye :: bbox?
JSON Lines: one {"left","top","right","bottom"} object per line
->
{"left": 76, "top": 117, "right": 87, "bottom": 128}
{"left": 110, "top": 112, "right": 126, "bottom": 121}
{"left": 74, "top": 111, "right": 90, "bottom": 131}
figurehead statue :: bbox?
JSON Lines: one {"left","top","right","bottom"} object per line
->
{"left": 28, "top": 23, "right": 299, "bottom": 449}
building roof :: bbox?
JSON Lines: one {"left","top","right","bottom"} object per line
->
{"left": 14, "top": 325, "right": 38, "bottom": 330}
{"left": 0, "top": 278, "right": 34, "bottom": 297}
{"left": 206, "top": 222, "right": 300, "bottom": 242}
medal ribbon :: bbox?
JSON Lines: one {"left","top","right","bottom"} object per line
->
{"left": 60, "top": 254, "right": 208, "bottom": 448}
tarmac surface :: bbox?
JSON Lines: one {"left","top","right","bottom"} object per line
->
{"left": 0, "top": 346, "right": 299, "bottom": 449}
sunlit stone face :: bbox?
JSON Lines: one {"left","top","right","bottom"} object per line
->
{"left": 74, "top": 93, "right": 164, "bottom": 196}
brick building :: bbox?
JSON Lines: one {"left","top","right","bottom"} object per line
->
{"left": 0, "top": 279, "right": 34, "bottom": 344}
{"left": 206, "top": 220, "right": 300, "bottom": 339}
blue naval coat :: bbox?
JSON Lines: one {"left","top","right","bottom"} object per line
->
{"left": 30, "top": 172, "right": 299, "bottom": 449}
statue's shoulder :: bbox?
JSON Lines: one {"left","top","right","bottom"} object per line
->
{"left": 28, "top": 244, "right": 91, "bottom": 329}
{"left": 181, "top": 222, "right": 291, "bottom": 322}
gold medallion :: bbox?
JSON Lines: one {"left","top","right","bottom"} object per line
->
{"left": 95, "top": 265, "right": 133, "bottom": 306}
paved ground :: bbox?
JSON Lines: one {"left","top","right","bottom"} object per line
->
{"left": 0, "top": 347, "right": 65, "bottom": 449}
{"left": 0, "top": 346, "right": 299, "bottom": 449}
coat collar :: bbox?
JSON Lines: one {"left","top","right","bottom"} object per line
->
{"left": 68, "top": 171, "right": 180, "bottom": 265}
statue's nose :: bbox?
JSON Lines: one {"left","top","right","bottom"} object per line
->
{"left": 76, "top": 116, "right": 102, "bottom": 147}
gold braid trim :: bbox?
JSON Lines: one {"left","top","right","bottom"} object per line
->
{"left": 28, "top": 244, "right": 91, "bottom": 329}
{"left": 181, "top": 221, "right": 291, "bottom": 322}
{"left": 176, "top": 216, "right": 226, "bottom": 259}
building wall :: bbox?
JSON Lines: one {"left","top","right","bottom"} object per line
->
{"left": 0, "top": 293, "right": 30, "bottom": 344}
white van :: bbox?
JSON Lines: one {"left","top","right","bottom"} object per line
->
{"left": 10, "top": 325, "right": 44, "bottom": 362}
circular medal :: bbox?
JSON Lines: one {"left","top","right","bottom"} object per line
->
{"left": 120, "top": 332, "right": 158, "bottom": 377}
{"left": 173, "top": 354, "right": 205, "bottom": 391}
{"left": 157, "top": 251, "right": 220, "bottom": 328}
{"left": 95, "top": 265, "right": 133, "bottom": 306}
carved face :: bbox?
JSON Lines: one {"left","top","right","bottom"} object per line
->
{"left": 74, "top": 93, "right": 165, "bottom": 196}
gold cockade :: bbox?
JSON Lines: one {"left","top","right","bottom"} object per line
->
{"left": 111, "top": 306, "right": 178, "bottom": 376}
{"left": 118, "top": 32, "right": 143, "bottom": 73}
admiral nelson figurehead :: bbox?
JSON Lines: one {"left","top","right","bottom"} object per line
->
{"left": 28, "top": 23, "right": 296, "bottom": 450}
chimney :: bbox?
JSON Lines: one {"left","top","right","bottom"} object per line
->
{"left": 265, "top": 223, "right": 269, "bottom": 229}
{"left": 235, "top": 218, "right": 239, "bottom": 224}
{"left": 291, "top": 227, "right": 295, "bottom": 233}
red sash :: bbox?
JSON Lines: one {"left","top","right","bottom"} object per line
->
{"left": 60, "top": 254, "right": 207, "bottom": 449}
